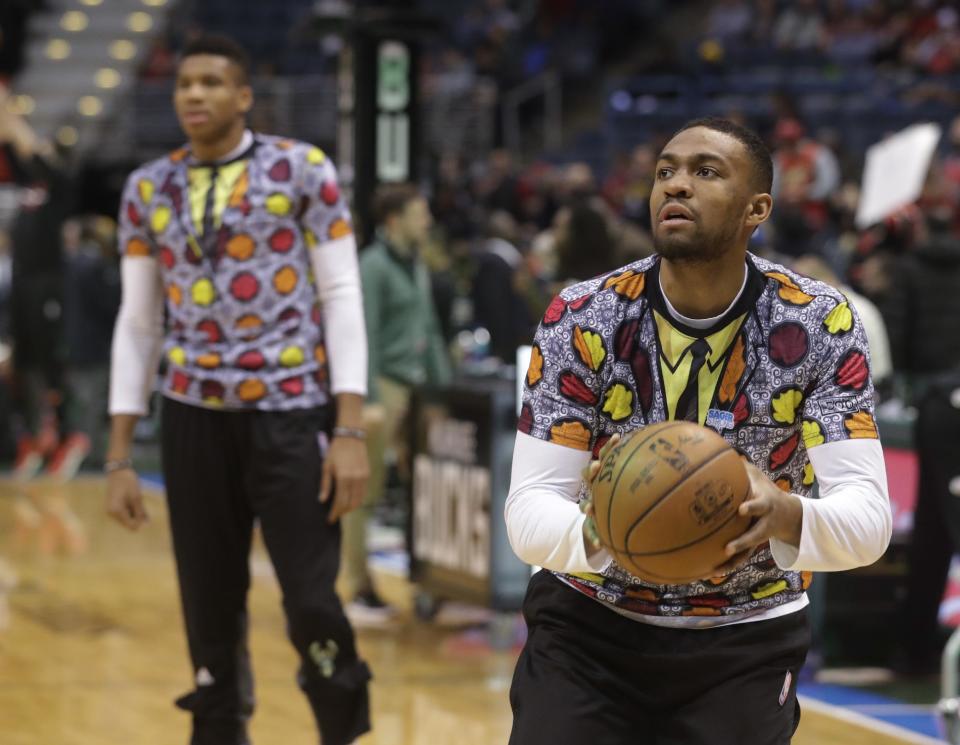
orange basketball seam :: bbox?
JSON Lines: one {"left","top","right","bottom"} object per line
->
{"left": 602, "top": 421, "right": 690, "bottom": 550}
{"left": 616, "top": 444, "right": 733, "bottom": 554}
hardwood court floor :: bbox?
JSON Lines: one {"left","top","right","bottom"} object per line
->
{"left": 0, "top": 476, "right": 930, "bottom": 745}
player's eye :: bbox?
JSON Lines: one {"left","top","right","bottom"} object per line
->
{"left": 656, "top": 168, "right": 673, "bottom": 180}
{"left": 697, "top": 167, "right": 718, "bottom": 178}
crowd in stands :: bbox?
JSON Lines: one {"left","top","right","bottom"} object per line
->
{"left": 704, "top": 0, "right": 960, "bottom": 73}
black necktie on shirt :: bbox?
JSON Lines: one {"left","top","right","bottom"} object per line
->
{"left": 200, "top": 164, "right": 219, "bottom": 260}
{"left": 676, "top": 338, "right": 710, "bottom": 423}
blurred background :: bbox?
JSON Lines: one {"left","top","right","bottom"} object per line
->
{"left": 0, "top": 0, "right": 960, "bottom": 743}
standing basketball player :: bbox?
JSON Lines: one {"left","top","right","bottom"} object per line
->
{"left": 105, "top": 35, "right": 370, "bottom": 745}
{"left": 506, "top": 118, "right": 891, "bottom": 744}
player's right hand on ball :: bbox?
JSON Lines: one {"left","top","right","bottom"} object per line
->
{"left": 580, "top": 433, "right": 622, "bottom": 554}
{"left": 106, "top": 469, "right": 150, "bottom": 531}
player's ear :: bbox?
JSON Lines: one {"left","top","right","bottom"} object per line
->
{"left": 745, "top": 193, "right": 773, "bottom": 228}
{"left": 237, "top": 84, "right": 253, "bottom": 115}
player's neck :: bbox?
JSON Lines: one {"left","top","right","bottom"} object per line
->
{"left": 189, "top": 120, "right": 247, "bottom": 163}
{"left": 659, "top": 253, "right": 747, "bottom": 320}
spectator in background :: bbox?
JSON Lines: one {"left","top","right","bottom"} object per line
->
{"left": 900, "top": 3, "right": 960, "bottom": 75}
{"left": 601, "top": 151, "right": 631, "bottom": 215}
{"left": 554, "top": 161, "right": 596, "bottom": 207}
{"left": 552, "top": 161, "right": 651, "bottom": 287}
{"left": 848, "top": 204, "right": 925, "bottom": 369}
{"left": 474, "top": 149, "right": 522, "bottom": 218}
{"left": 553, "top": 199, "right": 616, "bottom": 285}
{"left": 60, "top": 216, "right": 121, "bottom": 471}
{"left": 825, "top": 3, "right": 886, "bottom": 64}
{"left": 418, "top": 225, "right": 459, "bottom": 346}
{"left": 772, "top": 119, "right": 840, "bottom": 212}
{"left": 887, "top": 214, "right": 960, "bottom": 675}
{"left": 351, "top": 183, "right": 451, "bottom": 625}
{"left": 471, "top": 210, "right": 534, "bottom": 363}
{"left": 431, "top": 154, "right": 474, "bottom": 246}
{"left": 514, "top": 161, "right": 560, "bottom": 233}
{"left": 602, "top": 144, "right": 657, "bottom": 230}
{"left": 771, "top": 118, "right": 840, "bottom": 257}
{"left": 881, "top": 214, "right": 960, "bottom": 378}
{"left": 792, "top": 254, "right": 892, "bottom": 391}
{"left": 774, "top": 0, "right": 826, "bottom": 51}
{"left": 527, "top": 209, "right": 562, "bottom": 290}
{"left": 750, "top": 0, "right": 778, "bottom": 46}
{"left": 0, "top": 93, "right": 73, "bottom": 480}
{"left": 705, "top": 0, "right": 752, "bottom": 43}
{"left": 139, "top": 35, "right": 177, "bottom": 80}
{"left": 456, "top": 0, "right": 520, "bottom": 50}
{"left": 815, "top": 180, "right": 864, "bottom": 277}
{"left": 942, "top": 114, "right": 960, "bottom": 220}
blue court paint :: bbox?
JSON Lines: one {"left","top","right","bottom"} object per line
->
{"left": 141, "top": 473, "right": 165, "bottom": 491}
{"left": 799, "top": 682, "right": 942, "bottom": 740}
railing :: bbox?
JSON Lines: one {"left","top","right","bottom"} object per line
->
{"left": 501, "top": 70, "right": 562, "bottom": 160}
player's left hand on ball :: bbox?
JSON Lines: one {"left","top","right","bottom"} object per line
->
{"left": 582, "top": 433, "right": 622, "bottom": 485}
{"left": 580, "top": 498, "right": 601, "bottom": 551}
{"left": 579, "top": 433, "right": 621, "bottom": 553}
{"left": 320, "top": 435, "right": 370, "bottom": 524}
{"left": 716, "top": 462, "right": 803, "bottom": 572}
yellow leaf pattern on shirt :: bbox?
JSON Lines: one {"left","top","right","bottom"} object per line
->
{"left": 824, "top": 301, "right": 853, "bottom": 334}
{"left": 526, "top": 345, "right": 543, "bottom": 386}
{"left": 602, "top": 384, "right": 633, "bottom": 421}
{"left": 771, "top": 388, "right": 804, "bottom": 425}
{"left": 138, "top": 179, "right": 154, "bottom": 204}
{"left": 802, "top": 419, "right": 825, "bottom": 449}
{"left": 581, "top": 330, "right": 606, "bottom": 370}
{"left": 844, "top": 411, "right": 878, "bottom": 439}
{"left": 151, "top": 205, "right": 171, "bottom": 234}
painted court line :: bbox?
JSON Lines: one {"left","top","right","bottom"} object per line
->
{"left": 800, "top": 695, "right": 945, "bottom": 745}
{"left": 850, "top": 704, "right": 941, "bottom": 716}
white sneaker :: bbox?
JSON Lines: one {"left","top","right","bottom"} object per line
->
{"left": 345, "top": 589, "right": 399, "bottom": 629}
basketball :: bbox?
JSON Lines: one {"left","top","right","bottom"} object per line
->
{"left": 591, "top": 421, "right": 751, "bottom": 585}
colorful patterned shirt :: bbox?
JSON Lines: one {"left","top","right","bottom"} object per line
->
{"left": 117, "top": 133, "right": 354, "bottom": 411}
{"left": 519, "top": 253, "right": 878, "bottom": 621}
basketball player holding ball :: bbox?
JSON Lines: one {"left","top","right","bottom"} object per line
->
{"left": 505, "top": 118, "right": 891, "bottom": 744}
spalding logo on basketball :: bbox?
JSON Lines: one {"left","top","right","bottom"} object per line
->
{"left": 591, "top": 421, "right": 751, "bottom": 585}
{"left": 689, "top": 480, "right": 736, "bottom": 527}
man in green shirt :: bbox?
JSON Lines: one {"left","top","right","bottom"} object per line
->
{"left": 344, "top": 183, "right": 451, "bottom": 624}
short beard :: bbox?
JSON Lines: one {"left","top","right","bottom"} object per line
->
{"left": 653, "top": 221, "right": 739, "bottom": 264}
